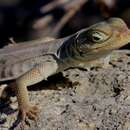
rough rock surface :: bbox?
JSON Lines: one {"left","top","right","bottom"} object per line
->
{"left": 0, "top": 50, "right": 130, "bottom": 130}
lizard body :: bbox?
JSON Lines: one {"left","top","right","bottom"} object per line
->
{"left": 0, "top": 17, "right": 130, "bottom": 126}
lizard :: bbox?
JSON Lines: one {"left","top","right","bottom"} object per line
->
{"left": 0, "top": 17, "right": 130, "bottom": 126}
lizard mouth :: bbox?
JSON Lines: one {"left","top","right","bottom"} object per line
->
{"left": 84, "top": 33, "right": 130, "bottom": 54}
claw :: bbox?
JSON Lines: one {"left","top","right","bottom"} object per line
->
{"left": 17, "top": 121, "right": 26, "bottom": 130}
{"left": 17, "top": 105, "right": 39, "bottom": 128}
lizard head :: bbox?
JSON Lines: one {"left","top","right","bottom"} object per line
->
{"left": 74, "top": 17, "right": 130, "bottom": 61}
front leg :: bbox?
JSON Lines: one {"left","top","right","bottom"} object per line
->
{"left": 15, "top": 60, "right": 59, "bottom": 123}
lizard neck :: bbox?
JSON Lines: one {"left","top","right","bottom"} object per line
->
{"left": 57, "top": 34, "right": 80, "bottom": 63}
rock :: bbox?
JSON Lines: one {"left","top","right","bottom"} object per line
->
{"left": 0, "top": 50, "right": 130, "bottom": 130}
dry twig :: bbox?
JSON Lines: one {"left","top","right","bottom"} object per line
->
{"left": 51, "top": 0, "right": 88, "bottom": 36}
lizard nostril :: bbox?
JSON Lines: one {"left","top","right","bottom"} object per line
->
{"left": 128, "top": 30, "right": 130, "bottom": 36}
{"left": 121, "top": 28, "right": 129, "bottom": 36}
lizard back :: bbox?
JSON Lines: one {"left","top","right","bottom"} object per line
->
{"left": 0, "top": 38, "right": 65, "bottom": 81}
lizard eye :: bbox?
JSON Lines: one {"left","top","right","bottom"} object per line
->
{"left": 76, "top": 30, "right": 109, "bottom": 45}
{"left": 90, "top": 31, "right": 108, "bottom": 43}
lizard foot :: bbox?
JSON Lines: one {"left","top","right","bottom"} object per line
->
{"left": 17, "top": 105, "right": 39, "bottom": 129}
{"left": 19, "top": 105, "right": 39, "bottom": 121}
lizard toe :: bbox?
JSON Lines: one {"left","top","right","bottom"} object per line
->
{"left": 27, "top": 111, "right": 38, "bottom": 121}
{"left": 17, "top": 120, "right": 26, "bottom": 130}
{"left": 18, "top": 105, "right": 39, "bottom": 121}
{"left": 17, "top": 105, "right": 39, "bottom": 128}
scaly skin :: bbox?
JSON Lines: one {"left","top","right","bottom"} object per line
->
{"left": 0, "top": 17, "right": 130, "bottom": 126}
